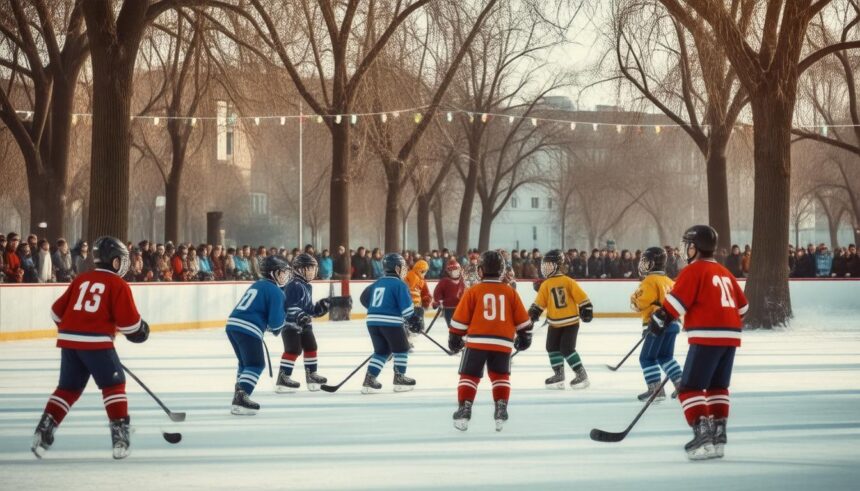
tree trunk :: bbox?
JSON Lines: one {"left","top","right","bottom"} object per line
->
{"left": 165, "top": 169, "right": 182, "bottom": 244}
{"left": 456, "top": 138, "right": 480, "bottom": 253}
{"left": 43, "top": 78, "right": 77, "bottom": 242}
{"left": 827, "top": 210, "right": 840, "bottom": 250}
{"left": 383, "top": 162, "right": 402, "bottom": 252}
{"left": 329, "top": 122, "right": 350, "bottom": 270}
{"left": 705, "top": 131, "right": 732, "bottom": 252}
{"left": 744, "top": 95, "right": 794, "bottom": 329}
{"left": 477, "top": 199, "right": 493, "bottom": 251}
{"left": 416, "top": 194, "right": 431, "bottom": 252}
{"left": 432, "top": 197, "right": 445, "bottom": 250}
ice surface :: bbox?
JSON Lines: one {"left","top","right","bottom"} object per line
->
{"left": 1, "top": 316, "right": 859, "bottom": 490}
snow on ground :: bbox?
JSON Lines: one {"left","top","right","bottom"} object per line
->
{"left": 1, "top": 315, "right": 859, "bottom": 490}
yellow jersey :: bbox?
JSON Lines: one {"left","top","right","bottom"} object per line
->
{"left": 534, "top": 274, "right": 591, "bottom": 327}
{"left": 630, "top": 273, "right": 675, "bottom": 325}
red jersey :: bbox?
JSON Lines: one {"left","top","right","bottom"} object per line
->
{"left": 662, "top": 259, "right": 748, "bottom": 347}
{"left": 450, "top": 280, "right": 531, "bottom": 353}
{"left": 51, "top": 269, "right": 142, "bottom": 350}
{"left": 433, "top": 277, "right": 464, "bottom": 309}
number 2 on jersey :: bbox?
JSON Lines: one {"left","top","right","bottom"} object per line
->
{"left": 482, "top": 293, "right": 506, "bottom": 321}
{"left": 73, "top": 281, "right": 106, "bottom": 313}
{"left": 712, "top": 276, "right": 736, "bottom": 308}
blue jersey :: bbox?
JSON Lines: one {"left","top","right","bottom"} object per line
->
{"left": 283, "top": 278, "right": 317, "bottom": 328}
{"left": 226, "top": 279, "right": 286, "bottom": 340}
{"left": 361, "top": 276, "right": 414, "bottom": 328}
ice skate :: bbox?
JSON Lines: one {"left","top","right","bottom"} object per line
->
{"left": 453, "top": 401, "right": 473, "bottom": 431}
{"left": 637, "top": 382, "right": 666, "bottom": 402}
{"left": 305, "top": 369, "right": 327, "bottom": 392}
{"left": 570, "top": 366, "right": 590, "bottom": 389}
{"left": 685, "top": 416, "right": 715, "bottom": 460}
{"left": 544, "top": 365, "right": 565, "bottom": 390}
{"left": 231, "top": 385, "right": 260, "bottom": 415}
{"left": 494, "top": 400, "right": 509, "bottom": 432}
{"left": 109, "top": 416, "right": 131, "bottom": 460}
{"left": 393, "top": 372, "right": 416, "bottom": 392}
{"left": 711, "top": 417, "right": 727, "bottom": 458}
{"left": 31, "top": 412, "right": 57, "bottom": 459}
{"left": 361, "top": 373, "right": 383, "bottom": 394}
{"left": 275, "top": 370, "right": 301, "bottom": 393}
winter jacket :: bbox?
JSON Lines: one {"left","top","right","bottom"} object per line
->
{"left": 725, "top": 253, "right": 743, "bottom": 278}
{"left": 433, "top": 276, "right": 464, "bottom": 309}
{"left": 815, "top": 252, "right": 833, "bottom": 277}
{"left": 319, "top": 256, "right": 333, "bottom": 280}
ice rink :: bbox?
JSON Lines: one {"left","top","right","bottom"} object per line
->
{"left": 1, "top": 315, "right": 859, "bottom": 490}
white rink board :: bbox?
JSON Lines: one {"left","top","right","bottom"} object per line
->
{"left": 0, "top": 315, "right": 858, "bottom": 490}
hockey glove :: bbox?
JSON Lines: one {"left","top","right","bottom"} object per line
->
{"left": 125, "top": 320, "right": 150, "bottom": 344}
{"left": 528, "top": 305, "right": 543, "bottom": 323}
{"left": 514, "top": 327, "right": 533, "bottom": 351}
{"left": 359, "top": 288, "right": 371, "bottom": 308}
{"left": 313, "top": 298, "right": 331, "bottom": 317}
{"left": 296, "top": 312, "right": 313, "bottom": 330}
{"left": 448, "top": 333, "right": 465, "bottom": 354}
{"left": 532, "top": 280, "right": 543, "bottom": 292}
{"left": 407, "top": 313, "right": 424, "bottom": 334}
{"left": 647, "top": 308, "right": 671, "bottom": 336}
{"left": 580, "top": 303, "right": 594, "bottom": 323}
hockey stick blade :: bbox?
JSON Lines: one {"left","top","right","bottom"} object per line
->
{"left": 589, "top": 376, "right": 671, "bottom": 443}
{"left": 321, "top": 354, "right": 373, "bottom": 393}
{"left": 589, "top": 427, "right": 627, "bottom": 442}
{"left": 168, "top": 412, "right": 186, "bottom": 422}
{"left": 162, "top": 431, "right": 182, "bottom": 444}
{"left": 605, "top": 335, "right": 647, "bottom": 372}
{"left": 121, "top": 364, "right": 187, "bottom": 423}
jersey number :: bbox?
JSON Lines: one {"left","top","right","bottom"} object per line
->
{"left": 482, "top": 294, "right": 506, "bottom": 321}
{"left": 371, "top": 288, "right": 385, "bottom": 308}
{"left": 236, "top": 289, "right": 259, "bottom": 311}
{"left": 550, "top": 287, "right": 568, "bottom": 309}
{"left": 712, "top": 276, "right": 736, "bottom": 308}
{"left": 73, "top": 281, "right": 105, "bottom": 313}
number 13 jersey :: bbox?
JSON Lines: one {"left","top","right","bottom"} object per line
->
{"left": 450, "top": 280, "right": 531, "bottom": 353}
{"left": 51, "top": 269, "right": 142, "bottom": 350}
{"left": 662, "top": 258, "right": 748, "bottom": 347}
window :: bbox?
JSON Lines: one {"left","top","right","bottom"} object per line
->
{"left": 510, "top": 197, "right": 518, "bottom": 209}
{"left": 250, "top": 193, "right": 268, "bottom": 215}
{"left": 226, "top": 131, "right": 234, "bottom": 157}
{"left": 531, "top": 197, "right": 539, "bottom": 209}
{"left": 532, "top": 226, "right": 537, "bottom": 240}
{"left": 548, "top": 198, "right": 553, "bottom": 209}
{"left": 217, "top": 100, "right": 235, "bottom": 161}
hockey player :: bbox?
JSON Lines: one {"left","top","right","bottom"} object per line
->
{"left": 405, "top": 259, "right": 432, "bottom": 329}
{"left": 648, "top": 225, "right": 747, "bottom": 460}
{"left": 630, "top": 247, "right": 683, "bottom": 401}
{"left": 226, "top": 255, "right": 290, "bottom": 415}
{"left": 529, "top": 249, "right": 594, "bottom": 389}
{"left": 276, "top": 253, "right": 331, "bottom": 393}
{"left": 432, "top": 261, "right": 465, "bottom": 328}
{"left": 32, "top": 236, "right": 150, "bottom": 459}
{"left": 448, "top": 250, "right": 532, "bottom": 431}
{"left": 359, "top": 253, "right": 423, "bottom": 393}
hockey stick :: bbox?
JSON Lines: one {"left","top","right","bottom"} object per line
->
{"left": 589, "top": 375, "right": 671, "bottom": 443}
{"left": 605, "top": 334, "right": 646, "bottom": 371}
{"left": 120, "top": 364, "right": 184, "bottom": 444}
{"left": 262, "top": 339, "right": 273, "bottom": 378}
{"left": 420, "top": 331, "right": 454, "bottom": 355}
{"left": 321, "top": 355, "right": 373, "bottom": 393}
{"left": 424, "top": 306, "right": 443, "bottom": 334}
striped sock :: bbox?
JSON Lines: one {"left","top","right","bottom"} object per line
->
{"left": 489, "top": 371, "right": 511, "bottom": 402}
{"left": 565, "top": 351, "right": 583, "bottom": 370}
{"left": 304, "top": 351, "right": 318, "bottom": 373}
{"left": 678, "top": 390, "right": 709, "bottom": 425}
{"left": 392, "top": 352, "right": 408, "bottom": 375}
{"left": 237, "top": 368, "right": 261, "bottom": 395}
{"left": 548, "top": 351, "right": 564, "bottom": 368}
{"left": 280, "top": 353, "right": 298, "bottom": 376}
{"left": 368, "top": 354, "right": 387, "bottom": 377}
{"left": 706, "top": 388, "right": 730, "bottom": 419}
{"left": 660, "top": 359, "right": 683, "bottom": 381}
{"left": 457, "top": 375, "right": 480, "bottom": 403}
{"left": 102, "top": 384, "right": 128, "bottom": 420}
{"left": 642, "top": 364, "right": 662, "bottom": 384}
{"left": 45, "top": 389, "right": 81, "bottom": 424}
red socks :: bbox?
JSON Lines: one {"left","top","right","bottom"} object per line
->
{"left": 679, "top": 389, "right": 731, "bottom": 425}
{"left": 45, "top": 388, "right": 81, "bottom": 424}
{"left": 457, "top": 373, "right": 511, "bottom": 403}
{"left": 706, "top": 388, "right": 730, "bottom": 419}
{"left": 457, "top": 375, "right": 480, "bottom": 403}
{"left": 489, "top": 371, "right": 510, "bottom": 402}
{"left": 102, "top": 384, "right": 129, "bottom": 420}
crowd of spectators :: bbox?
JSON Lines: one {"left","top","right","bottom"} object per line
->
{"left": 3, "top": 230, "right": 859, "bottom": 284}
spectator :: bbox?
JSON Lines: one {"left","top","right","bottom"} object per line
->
{"left": 521, "top": 252, "right": 539, "bottom": 279}
{"left": 351, "top": 246, "right": 371, "bottom": 280}
{"left": 224, "top": 247, "right": 237, "bottom": 279}
{"left": 319, "top": 249, "right": 333, "bottom": 280}
{"left": 847, "top": 244, "right": 860, "bottom": 277}
{"left": 742, "top": 246, "right": 752, "bottom": 277}
{"left": 210, "top": 245, "right": 225, "bottom": 280}
{"left": 665, "top": 246, "right": 680, "bottom": 278}
{"left": 0, "top": 235, "right": 5, "bottom": 282}
{"left": 788, "top": 245, "right": 796, "bottom": 275}
{"left": 618, "top": 249, "right": 636, "bottom": 278}
{"left": 124, "top": 250, "right": 147, "bottom": 282}
{"left": 34, "top": 238, "right": 54, "bottom": 283}
{"left": 4, "top": 233, "right": 23, "bottom": 282}
{"left": 569, "top": 250, "right": 587, "bottom": 278}
{"left": 370, "top": 248, "right": 383, "bottom": 279}
{"left": 606, "top": 250, "right": 621, "bottom": 278}
{"left": 52, "top": 238, "right": 74, "bottom": 282}
{"left": 186, "top": 247, "right": 200, "bottom": 280}
{"left": 72, "top": 240, "right": 90, "bottom": 274}
{"left": 171, "top": 245, "right": 187, "bottom": 281}
{"left": 197, "top": 245, "right": 213, "bottom": 280}
{"left": 18, "top": 242, "right": 37, "bottom": 283}
{"left": 428, "top": 250, "right": 444, "bottom": 279}
{"left": 725, "top": 245, "right": 743, "bottom": 278}
{"left": 333, "top": 245, "right": 349, "bottom": 279}
{"left": 587, "top": 249, "right": 603, "bottom": 278}
{"left": 511, "top": 250, "right": 523, "bottom": 277}
{"left": 815, "top": 244, "right": 832, "bottom": 277}
{"left": 26, "top": 234, "right": 38, "bottom": 253}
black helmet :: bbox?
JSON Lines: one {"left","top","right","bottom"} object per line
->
{"left": 478, "top": 250, "right": 504, "bottom": 279}
{"left": 541, "top": 249, "right": 566, "bottom": 277}
{"left": 262, "top": 255, "right": 291, "bottom": 287}
{"left": 383, "top": 253, "right": 407, "bottom": 278}
{"left": 638, "top": 246, "right": 667, "bottom": 276}
{"left": 291, "top": 253, "right": 318, "bottom": 281}
{"left": 93, "top": 236, "right": 130, "bottom": 277}
{"left": 681, "top": 225, "right": 718, "bottom": 263}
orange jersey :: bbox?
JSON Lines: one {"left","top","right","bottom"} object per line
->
{"left": 450, "top": 280, "right": 531, "bottom": 353}
{"left": 405, "top": 270, "right": 431, "bottom": 307}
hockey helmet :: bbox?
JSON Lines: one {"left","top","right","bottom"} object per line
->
{"left": 383, "top": 253, "right": 407, "bottom": 279}
{"left": 638, "top": 246, "right": 667, "bottom": 276}
{"left": 93, "top": 236, "right": 130, "bottom": 277}
{"left": 262, "top": 255, "right": 291, "bottom": 287}
{"left": 541, "top": 249, "right": 566, "bottom": 277}
{"left": 291, "top": 253, "right": 318, "bottom": 282}
{"left": 478, "top": 250, "right": 504, "bottom": 279}
{"left": 681, "top": 225, "right": 718, "bottom": 263}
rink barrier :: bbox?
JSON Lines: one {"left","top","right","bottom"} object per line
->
{"left": 1, "top": 278, "right": 858, "bottom": 342}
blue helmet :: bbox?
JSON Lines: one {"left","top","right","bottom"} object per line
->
{"left": 383, "top": 253, "right": 406, "bottom": 278}
{"left": 262, "top": 255, "right": 291, "bottom": 287}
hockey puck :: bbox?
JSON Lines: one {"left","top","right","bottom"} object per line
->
{"left": 162, "top": 431, "right": 182, "bottom": 444}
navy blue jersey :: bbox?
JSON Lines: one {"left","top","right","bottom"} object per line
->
{"left": 226, "top": 279, "right": 286, "bottom": 340}
{"left": 361, "top": 276, "right": 414, "bottom": 328}
{"left": 283, "top": 278, "right": 317, "bottom": 328}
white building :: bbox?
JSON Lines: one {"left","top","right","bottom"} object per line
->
{"left": 477, "top": 182, "right": 561, "bottom": 251}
